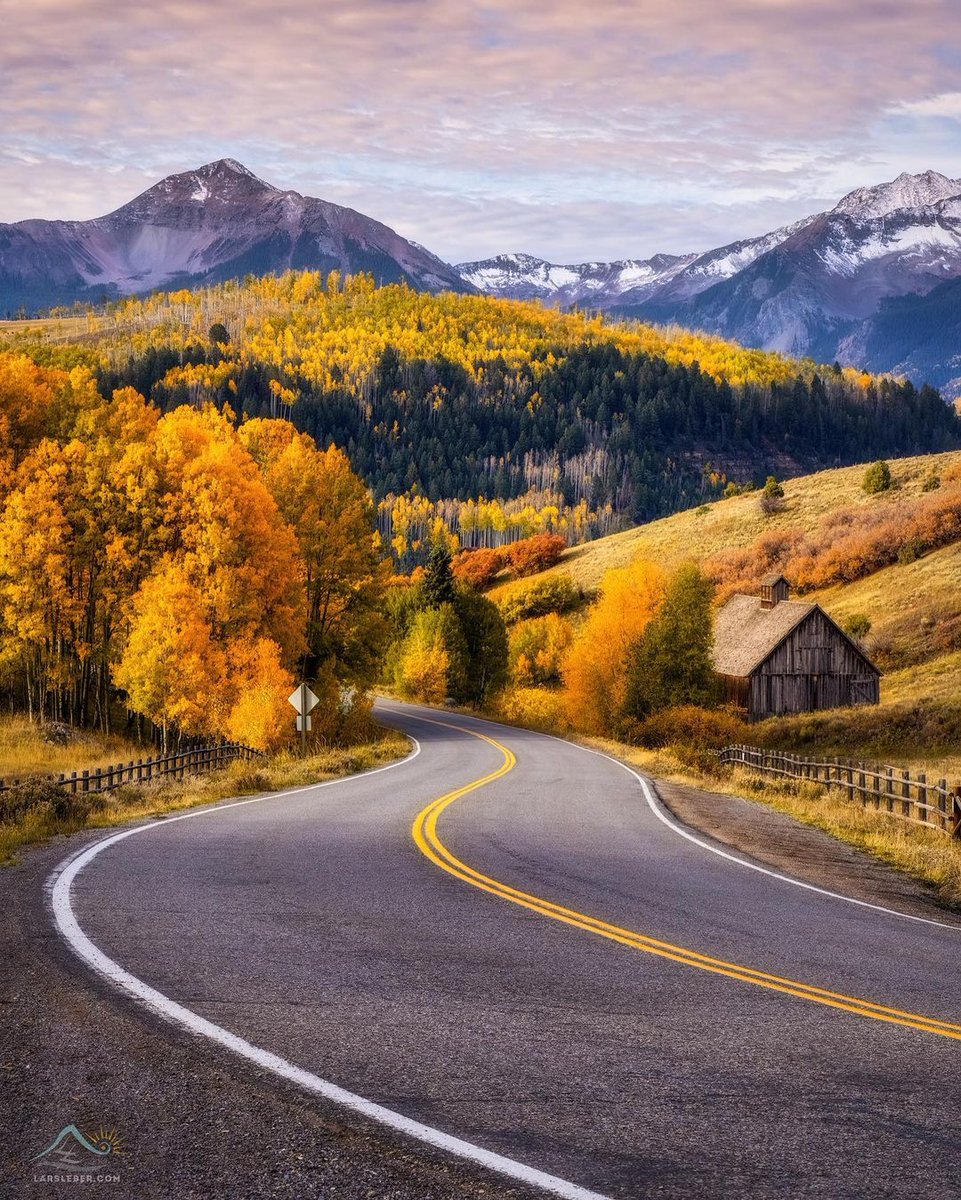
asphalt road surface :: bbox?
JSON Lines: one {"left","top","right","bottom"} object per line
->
{"left": 52, "top": 700, "right": 961, "bottom": 1198}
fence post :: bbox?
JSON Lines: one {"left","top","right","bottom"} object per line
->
{"left": 938, "top": 779, "right": 949, "bottom": 832}
{"left": 902, "top": 770, "right": 912, "bottom": 821}
{"left": 917, "top": 773, "right": 927, "bottom": 824}
{"left": 953, "top": 788, "right": 961, "bottom": 839}
{"left": 81, "top": 769, "right": 89, "bottom": 794}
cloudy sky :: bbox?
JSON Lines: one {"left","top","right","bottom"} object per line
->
{"left": 3, "top": 0, "right": 961, "bottom": 263}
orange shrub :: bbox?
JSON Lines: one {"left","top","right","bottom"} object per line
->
{"left": 707, "top": 481, "right": 961, "bottom": 596}
{"left": 452, "top": 546, "right": 504, "bottom": 589}
{"left": 620, "top": 705, "right": 748, "bottom": 750}
{"left": 503, "top": 533, "right": 567, "bottom": 577}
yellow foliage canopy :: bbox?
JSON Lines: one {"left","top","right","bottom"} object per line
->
{"left": 562, "top": 559, "right": 666, "bottom": 735}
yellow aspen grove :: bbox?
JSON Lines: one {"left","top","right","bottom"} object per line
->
{"left": 154, "top": 406, "right": 305, "bottom": 663}
{"left": 238, "top": 419, "right": 387, "bottom": 684}
{"left": 562, "top": 560, "right": 667, "bottom": 735}
{"left": 114, "top": 566, "right": 228, "bottom": 747}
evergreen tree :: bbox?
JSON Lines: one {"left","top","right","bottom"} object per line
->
{"left": 422, "top": 541, "right": 457, "bottom": 608}
{"left": 863, "top": 460, "right": 892, "bottom": 494}
{"left": 622, "top": 564, "right": 717, "bottom": 721}
{"left": 454, "top": 586, "right": 509, "bottom": 704}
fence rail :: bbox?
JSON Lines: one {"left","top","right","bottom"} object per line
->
{"left": 718, "top": 743, "right": 961, "bottom": 838}
{"left": 0, "top": 742, "right": 263, "bottom": 796}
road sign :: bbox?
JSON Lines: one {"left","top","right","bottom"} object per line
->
{"left": 290, "top": 683, "right": 320, "bottom": 753}
{"left": 288, "top": 684, "right": 320, "bottom": 715}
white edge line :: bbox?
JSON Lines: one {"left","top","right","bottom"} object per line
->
{"left": 48, "top": 733, "right": 609, "bottom": 1200}
{"left": 379, "top": 702, "right": 960, "bottom": 934}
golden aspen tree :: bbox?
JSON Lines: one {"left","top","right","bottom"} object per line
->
{"left": 238, "top": 419, "right": 386, "bottom": 683}
{"left": 562, "top": 560, "right": 666, "bottom": 735}
{"left": 222, "top": 637, "right": 294, "bottom": 751}
{"left": 114, "top": 565, "right": 228, "bottom": 748}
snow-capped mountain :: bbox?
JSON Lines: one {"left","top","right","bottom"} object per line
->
{"left": 666, "top": 170, "right": 961, "bottom": 362}
{"left": 831, "top": 169, "right": 961, "bottom": 220}
{"left": 459, "top": 170, "right": 961, "bottom": 391}
{"left": 456, "top": 251, "right": 698, "bottom": 305}
{"left": 457, "top": 216, "right": 822, "bottom": 311}
{"left": 0, "top": 159, "right": 470, "bottom": 312}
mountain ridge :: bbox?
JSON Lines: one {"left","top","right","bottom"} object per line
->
{"left": 0, "top": 159, "right": 471, "bottom": 312}
{"left": 457, "top": 170, "right": 961, "bottom": 394}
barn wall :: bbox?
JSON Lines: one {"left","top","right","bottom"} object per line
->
{"left": 718, "top": 674, "right": 749, "bottom": 708}
{"left": 748, "top": 609, "right": 880, "bottom": 720}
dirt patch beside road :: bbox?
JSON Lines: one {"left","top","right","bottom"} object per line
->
{"left": 653, "top": 776, "right": 961, "bottom": 926}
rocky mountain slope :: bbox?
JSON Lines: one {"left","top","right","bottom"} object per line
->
{"left": 461, "top": 171, "right": 961, "bottom": 393}
{"left": 0, "top": 160, "right": 470, "bottom": 312}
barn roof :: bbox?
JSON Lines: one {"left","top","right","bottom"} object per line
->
{"left": 713, "top": 594, "right": 816, "bottom": 677}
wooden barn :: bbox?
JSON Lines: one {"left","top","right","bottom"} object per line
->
{"left": 713, "top": 574, "right": 881, "bottom": 721}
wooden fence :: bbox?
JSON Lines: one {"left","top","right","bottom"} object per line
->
{"left": 718, "top": 744, "right": 961, "bottom": 837}
{"left": 0, "top": 742, "right": 262, "bottom": 796}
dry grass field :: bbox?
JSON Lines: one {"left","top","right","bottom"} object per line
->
{"left": 492, "top": 449, "right": 961, "bottom": 599}
{"left": 0, "top": 315, "right": 103, "bottom": 337}
{"left": 0, "top": 717, "right": 146, "bottom": 780}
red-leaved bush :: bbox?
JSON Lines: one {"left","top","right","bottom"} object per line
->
{"left": 502, "top": 533, "right": 567, "bottom": 577}
{"left": 707, "top": 480, "right": 961, "bottom": 597}
{"left": 452, "top": 547, "right": 504, "bottom": 589}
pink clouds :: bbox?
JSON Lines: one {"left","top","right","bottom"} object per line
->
{"left": 2, "top": 0, "right": 961, "bottom": 260}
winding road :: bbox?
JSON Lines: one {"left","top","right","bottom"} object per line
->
{"left": 52, "top": 700, "right": 961, "bottom": 1198}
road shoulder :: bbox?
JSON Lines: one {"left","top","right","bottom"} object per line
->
{"left": 648, "top": 773, "right": 961, "bottom": 925}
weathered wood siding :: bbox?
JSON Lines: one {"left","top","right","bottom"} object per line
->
{"left": 746, "top": 608, "right": 880, "bottom": 720}
{"left": 718, "top": 674, "right": 750, "bottom": 708}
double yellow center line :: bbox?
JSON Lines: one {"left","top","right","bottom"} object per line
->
{"left": 411, "top": 718, "right": 961, "bottom": 1042}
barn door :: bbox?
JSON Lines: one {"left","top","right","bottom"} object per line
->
{"left": 851, "top": 676, "right": 874, "bottom": 706}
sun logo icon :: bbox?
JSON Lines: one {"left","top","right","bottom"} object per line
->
{"left": 87, "top": 1126, "right": 124, "bottom": 1157}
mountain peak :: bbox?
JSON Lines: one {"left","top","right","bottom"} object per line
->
{"left": 189, "top": 158, "right": 274, "bottom": 189}
{"left": 832, "top": 169, "right": 961, "bottom": 220}
{"left": 105, "top": 159, "right": 279, "bottom": 219}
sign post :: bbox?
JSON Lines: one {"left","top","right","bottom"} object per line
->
{"left": 288, "top": 683, "right": 320, "bottom": 754}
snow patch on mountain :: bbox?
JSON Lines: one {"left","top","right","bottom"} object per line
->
{"left": 817, "top": 219, "right": 961, "bottom": 276}
{"left": 832, "top": 170, "right": 961, "bottom": 221}
{"left": 456, "top": 251, "right": 697, "bottom": 305}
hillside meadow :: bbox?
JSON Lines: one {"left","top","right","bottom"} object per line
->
{"left": 491, "top": 449, "right": 961, "bottom": 595}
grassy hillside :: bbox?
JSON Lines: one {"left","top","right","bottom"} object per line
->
{"left": 490, "top": 448, "right": 961, "bottom": 759}
{"left": 492, "top": 449, "right": 961, "bottom": 597}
